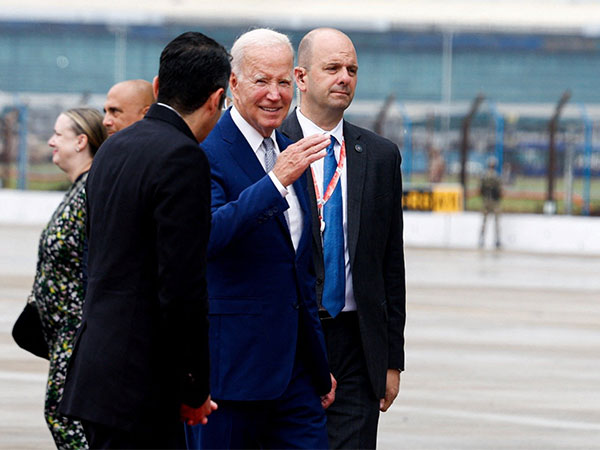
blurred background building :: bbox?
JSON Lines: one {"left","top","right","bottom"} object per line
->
{"left": 1, "top": 0, "right": 599, "bottom": 215}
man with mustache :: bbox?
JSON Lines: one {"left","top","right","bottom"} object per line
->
{"left": 281, "top": 27, "right": 407, "bottom": 449}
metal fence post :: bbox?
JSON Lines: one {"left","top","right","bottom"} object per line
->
{"left": 399, "top": 104, "right": 413, "bottom": 183}
{"left": 546, "top": 90, "right": 571, "bottom": 214}
{"left": 460, "top": 93, "right": 485, "bottom": 207}
{"left": 16, "top": 104, "right": 28, "bottom": 190}
{"left": 490, "top": 102, "right": 504, "bottom": 176}
{"left": 578, "top": 103, "right": 592, "bottom": 216}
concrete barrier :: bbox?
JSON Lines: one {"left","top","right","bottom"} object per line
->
{"left": 2, "top": 189, "right": 599, "bottom": 255}
{"left": 0, "top": 189, "right": 63, "bottom": 226}
{"left": 404, "top": 211, "right": 600, "bottom": 255}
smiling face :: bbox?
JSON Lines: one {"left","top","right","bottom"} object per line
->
{"left": 48, "top": 113, "right": 81, "bottom": 174}
{"left": 230, "top": 43, "right": 294, "bottom": 137}
{"left": 296, "top": 30, "right": 358, "bottom": 128}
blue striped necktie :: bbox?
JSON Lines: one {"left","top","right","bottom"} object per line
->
{"left": 322, "top": 136, "right": 345, "bottom": 317}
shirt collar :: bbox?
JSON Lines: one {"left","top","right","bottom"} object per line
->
{"left": 231, "top": 106, "right": 278, "bottom": 154}
{"left": 156, "top": 102, "right": 183, "bottom": 119}
{"left": 296, "top": 107, "right": 344, "bottom": 145}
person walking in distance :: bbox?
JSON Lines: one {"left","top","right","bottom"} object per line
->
{"left": 479, "top": 156, "right": 502, "bottom": 249}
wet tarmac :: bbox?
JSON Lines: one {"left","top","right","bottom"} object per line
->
{"left": 1, "top": 224, "right": 599, "bottom": 449}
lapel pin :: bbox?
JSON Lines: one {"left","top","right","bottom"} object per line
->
{"left": 354, "top": 144, "right": 363, "bottom": 153}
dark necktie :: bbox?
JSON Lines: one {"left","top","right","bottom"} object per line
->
{"left": 322, "top": 136, "right": 345, "bottom": 317}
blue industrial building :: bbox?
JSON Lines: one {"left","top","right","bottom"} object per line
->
{"left": 1, "top": 20, "right": 599, "bottom": 104}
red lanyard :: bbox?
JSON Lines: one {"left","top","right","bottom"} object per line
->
{"left": 311, "top": 140, "right": 346, "bottom": 233}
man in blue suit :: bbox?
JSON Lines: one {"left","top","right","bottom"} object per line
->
{"left": 185, "top": 28, "right": 335, "bottom": 449}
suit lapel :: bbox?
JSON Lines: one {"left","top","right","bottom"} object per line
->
{"left": 219, "top": 112, "right": 294, "bottom": 246}
{"left": 219, "top": 111, "right": 266, "bottom": 184}
{"left": 306, "top": 169, "right": 322, "bottom": 260}
{"left": 291, "top": 172, "right": 312, "bottom": 256}
{"left": 280, "top": 111, "right": 304, "bottom": 142}
{"left": 276, "top": 130, "right": 307, "bottom": 252}
{"left": 344, "top": 122, "right": 367, "bottom": 268}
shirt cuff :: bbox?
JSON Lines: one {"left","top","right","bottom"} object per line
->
{"left": 268, "top": 171, "right": 288, "bottom": 197}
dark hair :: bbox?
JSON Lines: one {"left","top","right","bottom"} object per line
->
{"left": 63, "top": 108, "right": 107, "bottom": 156}
{"left": 157, "top": 32, "right": 231, "bottom": 115}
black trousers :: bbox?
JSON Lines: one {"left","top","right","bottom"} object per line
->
{"left": 81, "top": 418, "right": 186, "bottom": 450}
{"left": 321, "top": 311, "right": 380, "bottom": 449}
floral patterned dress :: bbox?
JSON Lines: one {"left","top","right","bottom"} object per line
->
{"left": 28, "top": 172, "right": 89, "bottom": 449}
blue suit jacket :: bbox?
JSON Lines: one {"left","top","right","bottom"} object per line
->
{"left": 202, "top": 110, "right": 331, "bottom": 401}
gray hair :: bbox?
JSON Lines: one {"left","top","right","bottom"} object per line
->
{"left": 230, "top": 28, "right": 293, "bottom": 75}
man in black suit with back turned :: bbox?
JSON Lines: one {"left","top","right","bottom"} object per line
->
{"left": 281, "top": 28, "right": 406, "bottom": 449}
{"left": 59, "top": 32, "right": 230, "bottom": 449}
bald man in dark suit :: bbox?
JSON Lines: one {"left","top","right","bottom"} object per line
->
{"left": 280, "top": 28, "right": 406, "bottom": 449}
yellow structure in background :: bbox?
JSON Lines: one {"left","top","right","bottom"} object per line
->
{"left": 403, "top": 184, "right": 463, "bottom": 212}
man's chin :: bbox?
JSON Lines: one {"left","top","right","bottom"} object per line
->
{"left": 329, "top": 98, "right": 352, "bottom": 110}
{"left": 259, "top": 116, "right": 286, "bottom": 131}
{"left": 259, "top": 109, "right": 286, "bottom": 121}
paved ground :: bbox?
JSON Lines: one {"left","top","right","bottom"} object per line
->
{"left": 1, "top": 224, "right": 599, "bottom": 449}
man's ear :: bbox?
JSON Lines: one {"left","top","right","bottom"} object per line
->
{"left": 294, "top": 67, "right": 307, "bottom": 92}
{"left": 152, "top": 76, "right": 159, "bottom": 99}
{"left": 229, "top": 72, "right": 238, "bottom": 93}
{"left": 208, "top": 88, "right": 225, "bottom": 114}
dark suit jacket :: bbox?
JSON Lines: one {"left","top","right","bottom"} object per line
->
{"left": 60, "top": 104, "right": 211, "bottom": 432}
{"left": 202, "top": 109, "right": 331, "bottom": 400}
{"left": 281, "top": 111, "right": 406, "bottom": 398}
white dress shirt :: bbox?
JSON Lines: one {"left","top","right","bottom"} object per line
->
{"left": 296, "top": 108, "right": 357, "bottom": 312}
{"left": 230, "top": 106, "right": 303, "bottom": 251}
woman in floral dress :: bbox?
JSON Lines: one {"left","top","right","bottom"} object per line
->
{"left": 28, "top": 108, "right": 106, "bottom": 449}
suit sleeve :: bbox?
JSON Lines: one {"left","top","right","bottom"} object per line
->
{"left": 152, "top": 144, "right": 211, "bottom": 407}
{"left": 385, "top": 146, "right": 407, "bottom": 370}
{"left": 206, "top": 153, "right": 290, "bottom": 258}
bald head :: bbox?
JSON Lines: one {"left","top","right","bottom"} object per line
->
{"left": 103, "top": 79, "right": 155, "bottom": 135}
{"left": 295, "top": 28, "right": 358, "bottom": 130}
{"left": 298, "top": 28, "right": 353, "bottom": 69}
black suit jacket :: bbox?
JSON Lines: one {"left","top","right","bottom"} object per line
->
{"left": 60, "top": 104, "right": 211, "bottom": 432}
{"left": 280, "top": 111, "right": 406, "bottom": 398}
